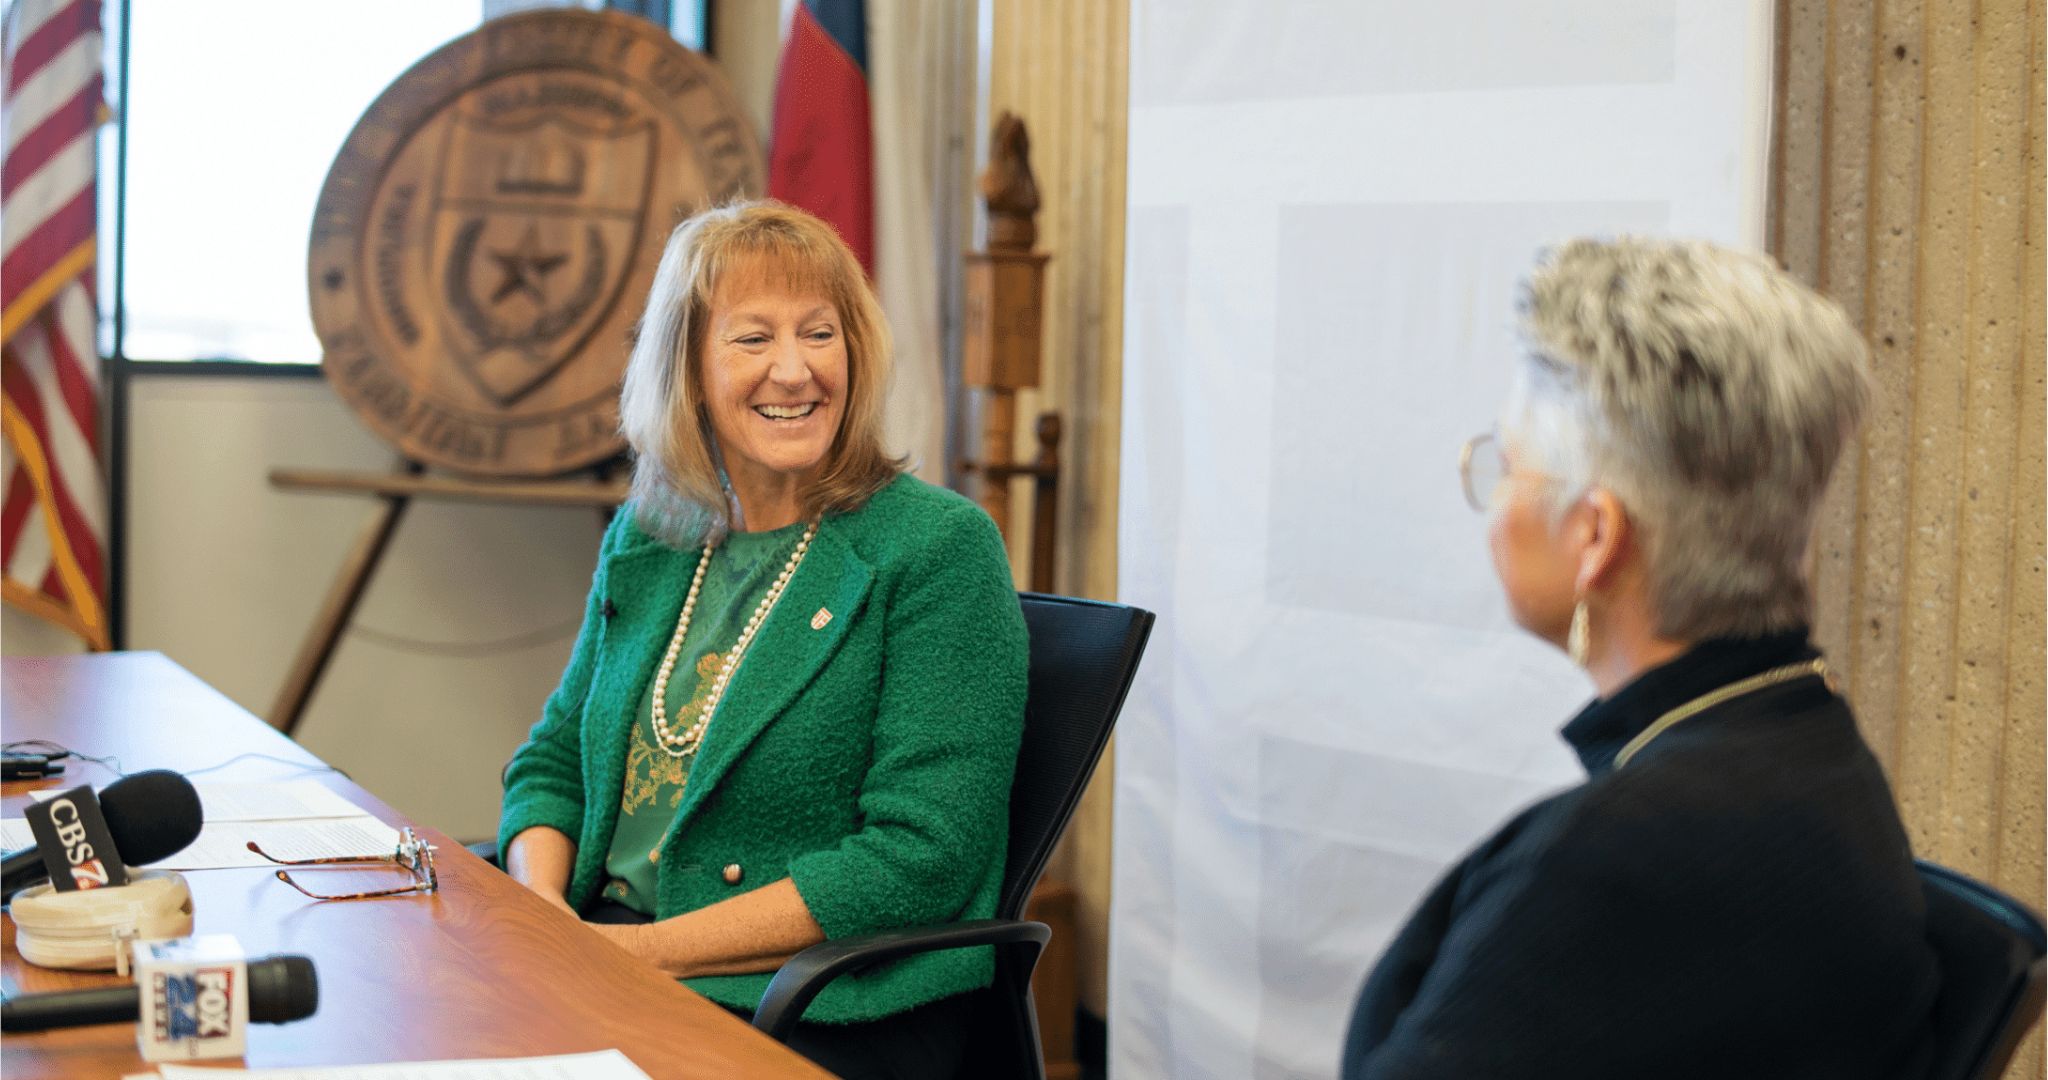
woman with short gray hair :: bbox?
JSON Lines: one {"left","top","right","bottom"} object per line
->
{"left": 1344, "top": 238, "right": 1939, "bottom": 1078}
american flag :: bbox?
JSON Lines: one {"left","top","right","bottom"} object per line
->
{"left": 1, "top": 0, "right": 107, "bottom": 649}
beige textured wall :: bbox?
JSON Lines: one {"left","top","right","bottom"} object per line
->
{"left": 1771, "top": 1, "right": 2046, "bottom": 1075}
{"left": 985, "top": 0, "right": 1130, "bottom": 1016}
{"left": 709, "top": 0, "right": 784, "bottom": 140}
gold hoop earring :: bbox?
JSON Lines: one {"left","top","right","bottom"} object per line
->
{"left": 1567, "top": 599, "right": 1590, "bottom": 668}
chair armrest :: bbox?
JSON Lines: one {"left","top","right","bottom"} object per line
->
{"left": 751, "top": 919, "right": 1051, "bottom": 1041}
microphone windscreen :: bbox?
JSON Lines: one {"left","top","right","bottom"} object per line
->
{"left": 97, "top": 770, "right": 203, "bottom": 865}
{"left": 248, "top": 955, "right": 319, "bottom": 1023}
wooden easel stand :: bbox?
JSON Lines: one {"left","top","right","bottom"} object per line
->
{"left": 265, "top": 463, "right": 627, "bottom": 736}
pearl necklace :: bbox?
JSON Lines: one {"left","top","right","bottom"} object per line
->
{"left": 649, "top": 520, "right": 817, "bottom": 759}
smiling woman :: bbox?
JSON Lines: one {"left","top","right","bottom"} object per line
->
{"left": 697, "top": 280, "right": 850, "bottom": 528}
{"left": 619, "top": 201, "right": 901, "bottom": 543}
{"left": 497, "top": 201, "right": 1029, "bottom": 1080}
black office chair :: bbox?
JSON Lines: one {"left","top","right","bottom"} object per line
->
{"left": 748, "top": 592, "right": 1154, "bottom": 1080}
{"left": 1917, "top": 860, "right": 2047, "bottom": 1080}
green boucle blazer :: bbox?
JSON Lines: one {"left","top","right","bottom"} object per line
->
{"left": 497, "top": 474, "right": 1028, "bottom": 1024}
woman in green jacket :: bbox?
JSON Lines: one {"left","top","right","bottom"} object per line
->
{"left": 497, "top": 201, "right": 1028, "bottom": 1079}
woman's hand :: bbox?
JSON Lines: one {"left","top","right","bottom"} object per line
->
{"left": 533, "top": 888, "right": 578, "bottom": 916}
{"left": 504, "top": 825, "right": 578, "bottom": 915}
{"left": 583, "top": 877, "right": 824, "bottom": 980}
{"left": 583, "top": 920, "right": 651, "bottom": 956}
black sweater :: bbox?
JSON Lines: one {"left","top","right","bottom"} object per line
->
{"left": 1343, "top": 632, "right": 1940, "bottom": 1079}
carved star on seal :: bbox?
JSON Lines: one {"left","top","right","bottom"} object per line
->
{"left": 488, "top": 225, "right": 568, "bottom": 304}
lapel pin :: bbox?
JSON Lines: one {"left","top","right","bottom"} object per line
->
{"left": 810, "top": 607, "right": 832, "bottom": 630}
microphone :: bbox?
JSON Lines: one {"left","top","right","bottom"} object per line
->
{"left": 0, "top": 954, "right": 318, "bottom": 1032}
{"left": 2, "top": 770, "right": 204, "bottom": 902}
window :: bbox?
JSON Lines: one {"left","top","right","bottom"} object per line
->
{"left": 116, "top": 1, "right": 487, "bottom": 364}
{"left": 108, "top": 0, "right": 702, "bottom": 367}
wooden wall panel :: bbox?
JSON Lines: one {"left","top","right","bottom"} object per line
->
{"left": 985, "top": 0, "right": 1130, "bottom": 1017}
{"left": 1772, "top": 2, "right": 2046, "bottom": 1076}
{"left": 2010, "top": 0, "right": 2047, "bottom": 923}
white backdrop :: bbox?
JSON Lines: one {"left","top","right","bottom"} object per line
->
{"left": 1110, "top": 3, "right": 1774, "bottom": 1077}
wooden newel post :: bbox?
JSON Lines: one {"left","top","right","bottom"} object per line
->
{"left": 961, "top": 118, "right": 1077, "bottom": 1080}
{"left": 1029, "top": 412, "right": 1061, "bottom": 595}
{"left": 963, "top": 112, "right": 1051, "bottom": 533}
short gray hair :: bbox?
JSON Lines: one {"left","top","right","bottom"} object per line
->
{"left": 1506, "top": 237, "right": 1871, "bottom": 640}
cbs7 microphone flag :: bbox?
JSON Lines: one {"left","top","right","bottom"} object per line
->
{"left": 0, "top": 0, "right": 109, "bottom": 650}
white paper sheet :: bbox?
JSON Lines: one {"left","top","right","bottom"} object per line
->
{"left": 148, "top": 1049, "right": 654, "bottom": 1080}
{"left": 1, "top": 816, "right": 405, "bottom": 870}
{"left": 153, "top": 817, "right": 404, "bottom": 870}
{"left": 27, "top": 780, "right": 367, "bottom": 822}
{"left": 191, "top": 781, "right": 371, "bottom": 822}
{"left": 16, "top": 779, "right": 399, "bottom": 870}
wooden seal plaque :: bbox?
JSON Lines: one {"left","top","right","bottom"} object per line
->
{"left": 308, "top": 9, "right": 762, "bottom": 476}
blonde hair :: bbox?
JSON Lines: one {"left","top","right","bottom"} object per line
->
{"left": 618, "top": 201, "right": 900, "bottom": 544}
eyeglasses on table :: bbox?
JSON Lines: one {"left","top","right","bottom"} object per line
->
{"left": 247, "top": 825, "right": 438, "bottom": 901}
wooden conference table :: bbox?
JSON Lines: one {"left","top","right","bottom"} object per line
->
{"left": 0, "top": 652, "right": 828, "bottom": 1079}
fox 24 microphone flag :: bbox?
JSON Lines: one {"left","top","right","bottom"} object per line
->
{"left": 767, "top": 0, "right": 873, "bottom": 276}
{"left": 0, "top": 0, "right": 110, "bottom": 650}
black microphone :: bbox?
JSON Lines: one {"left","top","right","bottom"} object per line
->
{"left": 1, "top": 770, "right": 204, "bottom": 902}
{"left": 0, "top": 954, "right": 318, "bottom": 1032}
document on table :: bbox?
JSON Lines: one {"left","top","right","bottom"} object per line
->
{"left": 140, "top": 1050, "right": 654, "bottom": 1080}
{"left": 160, "top": 816, "right": 405, "bottom": 869}
{"left": 11, "top": 780, "right": 404, "bottom": 869}
{"left": 29, "top": 779, "right": 370, "bottom": 822}
{"left": 0, "top": 815, "right": 403, "bottom": 869}
{"left": 192, "top": 780, "right": 371, "bottom": 822}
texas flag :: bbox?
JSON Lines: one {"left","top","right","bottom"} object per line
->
{"left": 768, "top": 0, "right": 874, "bottom": 276}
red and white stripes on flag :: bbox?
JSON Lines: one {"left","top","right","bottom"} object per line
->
{"left": 1, "top": 0, "right": 107, "bottom": 649}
